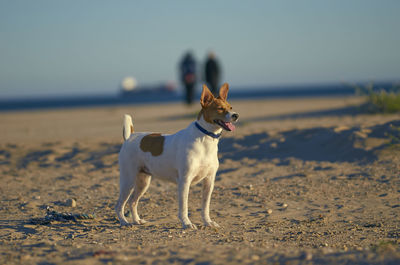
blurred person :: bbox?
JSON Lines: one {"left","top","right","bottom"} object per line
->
{"left": 179, "top": 51, "right": 197, "bottom": 105}
{"left": 204, "top": 51, "right": 221, "bottom": 96}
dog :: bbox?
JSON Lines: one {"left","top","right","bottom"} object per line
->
{"left": 116, "top": 83, "right": 239, "bottom": 229}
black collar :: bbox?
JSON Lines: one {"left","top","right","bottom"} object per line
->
{"left": 194, "top": 122, "right": 222, "bottom": 139}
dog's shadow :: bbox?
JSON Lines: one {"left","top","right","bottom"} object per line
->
{"left": 219, "top": 120, "right": 400, "bottom": 164}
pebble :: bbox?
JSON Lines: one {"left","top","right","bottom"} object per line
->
{"left": 282, "top": 203, "right": 288, "bottom": 208}
{"left": 66, "top": 198, "right": 76, "bottom": 208}
{"left": 246, "top": 184, "right": 254, "bottom": 190}
{"left": 267, "top": 209, "right": 273, "bottom": 214}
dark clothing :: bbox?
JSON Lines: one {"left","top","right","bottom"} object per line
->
{"left": 180, "top": 53, "right": 197, "bottom": 105}
{"left": 184, "top": 83, "right": 195, "bottom": 105}
{"left": 205, "top": 57, "right": 220, "bottom": 96}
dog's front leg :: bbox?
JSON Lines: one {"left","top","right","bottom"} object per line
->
{"left": 178, "top": 179, "right": 197, "bottom": 229}
{"left": 201, "top": 175, "right": 220, "bottom": 227}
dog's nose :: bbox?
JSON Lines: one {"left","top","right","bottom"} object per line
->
{"left": 232, "top": 113, "right": 239, "bottom": 122}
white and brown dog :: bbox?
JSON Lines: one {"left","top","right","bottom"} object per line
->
{"left": 116, "top": 83, "right": 238, "bottom": 229}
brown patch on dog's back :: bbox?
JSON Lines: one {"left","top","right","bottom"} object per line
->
{"left": 140, "top": 133, "right": 165, "bottom": 156}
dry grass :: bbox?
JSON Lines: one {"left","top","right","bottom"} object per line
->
{"left": 355, "top": 82, "right": 400, "bottom": 113}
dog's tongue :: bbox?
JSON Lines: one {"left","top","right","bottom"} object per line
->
{"left": 223, "top": 121, "right": 236, "bottom": 131}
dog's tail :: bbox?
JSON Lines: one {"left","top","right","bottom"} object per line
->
{"left": 122, "top": 114, "right": 134, "bottom": 141}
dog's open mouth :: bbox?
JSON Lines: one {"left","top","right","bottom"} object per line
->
{"left": 214, "top": 119, "right": 236, "bottom": 131}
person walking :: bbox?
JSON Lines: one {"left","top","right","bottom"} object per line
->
{"left": 179, "top": 51, "right": 197, "bottom": 105}
{"left": 204, "top": 51, "right": 221, "bottom": 96}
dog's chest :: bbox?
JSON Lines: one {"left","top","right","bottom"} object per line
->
{"left": 191, "top": 137, "right": 218, "bottom": 161}
{"left": 187, "top": 139, "right": 219, "bottom": 183}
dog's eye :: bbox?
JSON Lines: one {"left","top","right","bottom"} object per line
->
{"left": 217, "top": 107, "right": 225, "bottom": 112}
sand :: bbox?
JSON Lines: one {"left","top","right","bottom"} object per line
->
{"left": 0, "top": 96, "right": 399, "bottom": 264}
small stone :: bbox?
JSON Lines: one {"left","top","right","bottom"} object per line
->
{"left": 282, "top": 203, "right": 288, "bottom": 208}
{"left": 246, "top": 184, "right": 254, "bottom": 190}
{"left": 267, "top": 209, "right": 273, "bottom": 214}
{"left": 66, "top": 198, "right": 76, "bottom": 208}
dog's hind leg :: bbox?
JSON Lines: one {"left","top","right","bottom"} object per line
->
{"left": 115, "top": 166, "right": 137, "bottom": 226}
{"left": 127, "top": 172, "right": 151, "bottom": 225}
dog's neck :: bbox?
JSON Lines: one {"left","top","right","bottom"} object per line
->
{"left": 196, "top": 111, "right": 223, "bottom": 137}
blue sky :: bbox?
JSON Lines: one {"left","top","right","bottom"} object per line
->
{"left": 1, "top": 0, "right": 399, "bottom": 98}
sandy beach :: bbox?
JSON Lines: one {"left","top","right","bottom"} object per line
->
{"left": 0, "top": 96, "right": 399, "bottom": 264}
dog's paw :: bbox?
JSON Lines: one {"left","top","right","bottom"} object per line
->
{"left": 182, "top": 222, "right": 197, "bottom": 230}
{"left": 133, "top": 219, "right": 147, "bottom": 225}
{"left": 204, "top": 221, "right": 220, "bottom": 228}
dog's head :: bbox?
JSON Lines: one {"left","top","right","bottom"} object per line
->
{"left": 199, "top": 83, "right": 239, "bottom": 131}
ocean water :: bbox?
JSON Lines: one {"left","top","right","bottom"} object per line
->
{"left": 0, "top": 82, "right": 394, "bottom": 112}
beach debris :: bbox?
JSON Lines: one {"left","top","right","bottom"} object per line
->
{"left": 66, "top": 198, "right": 77, "bottom": 208}
{"left": 30, "top": 207, "right": 95, "bottom": 225}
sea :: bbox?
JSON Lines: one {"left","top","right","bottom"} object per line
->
{"left": 0, "top": 82, "right": 395, "bottom": 112}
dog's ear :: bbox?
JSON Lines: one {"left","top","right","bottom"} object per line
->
{"left": 200, "top": 84, "right": 214, "bottom": 107}
{"left": 219, "top": 83, "right": 229, "bottom": 101}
